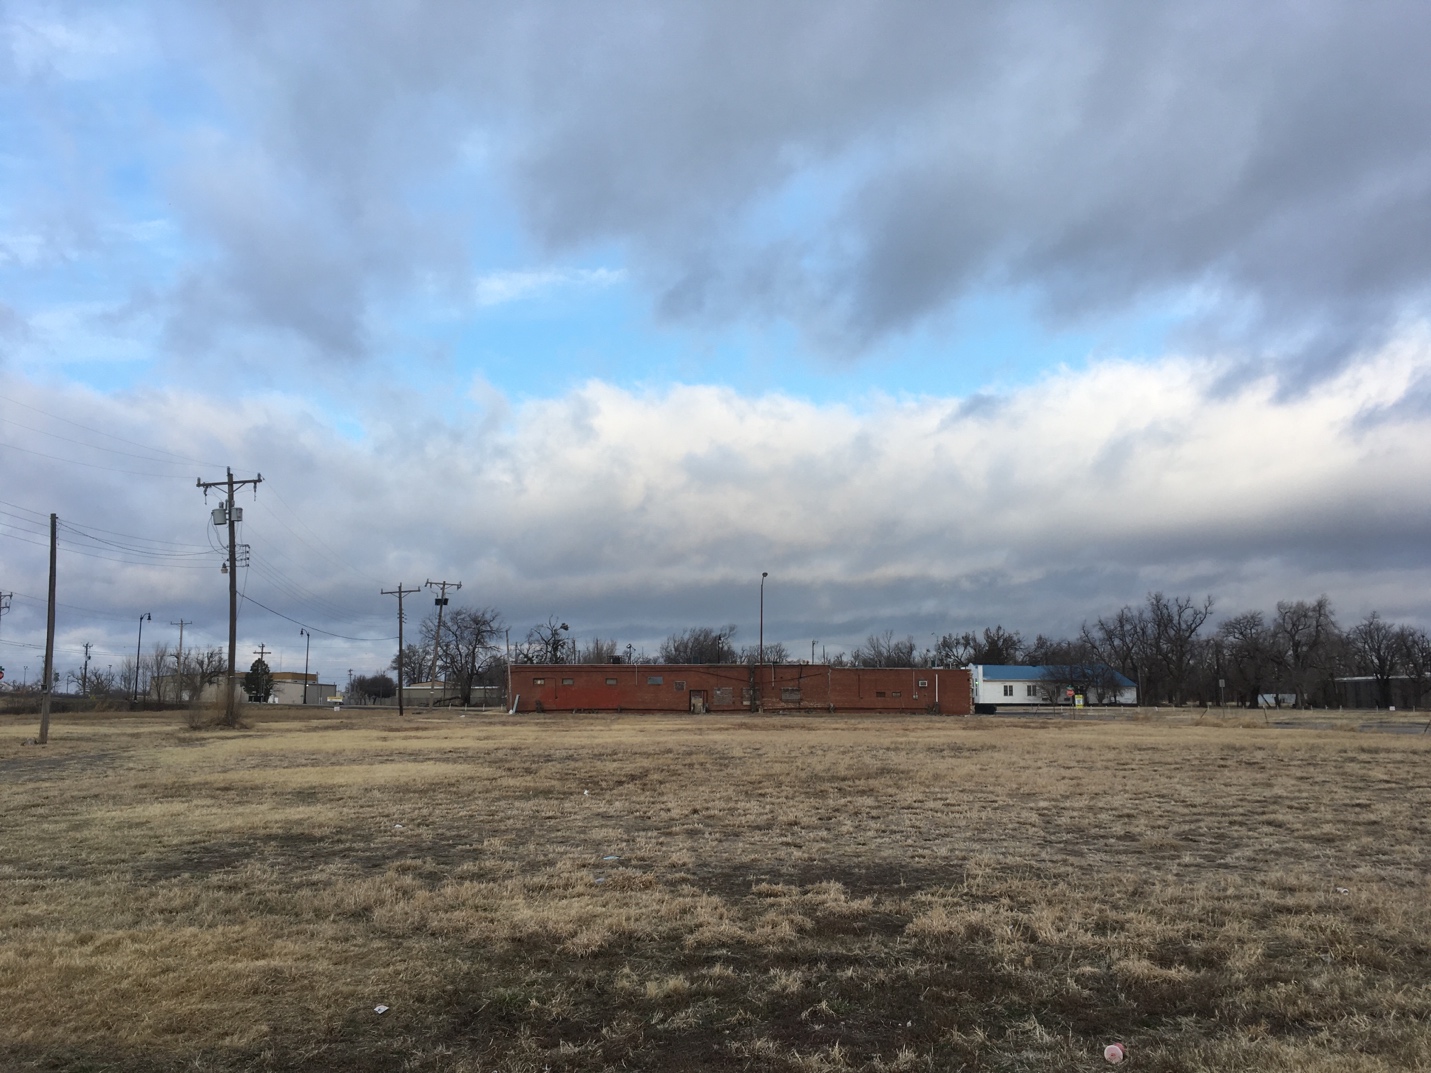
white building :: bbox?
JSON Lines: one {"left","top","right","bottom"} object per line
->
{"left": 970, "top": 664, "right": 1137, "bottom": 712}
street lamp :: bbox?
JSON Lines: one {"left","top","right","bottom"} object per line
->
{"left": 134, "top": 612, "right": 151, "bottom": 704}
{"left": 559, "top": 622, "right": 570, "bottom": 663}
{"left": 300, "top": 628, "right": 311, "bottom": 704}
{"left": 759, "top": 572, "right": 768, "bottom": 665}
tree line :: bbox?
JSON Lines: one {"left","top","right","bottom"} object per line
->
{"left": 97, "top": 591, "right": 1417, "bottom": 711}
{"left": 401, "top": 593, "right": 1423, "bottom": 710}
{"left": 6, "top": 640, "right": 230, "bottom": 702}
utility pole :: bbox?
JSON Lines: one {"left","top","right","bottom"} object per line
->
{"left": 38, "top": 514, "right": 56, "bottom": 745}
{"left": 382, "top": 583, "right": 420, "bottom": 718}
{"left": 133, "top": 612, "right": 150, "bottom": 705}
{"left": 424, "top": 578, "right": 461, "bottom": 695}
{"left": 253, "top": 642, "right": 270, "bottom": 662}
{"left": 197, "top": 468, "right": 262, "bottom": 727}
{"left": 82, "top": 642, "right": 92, "bottom": 697}
{"left": 0, "top": 591, "right": 12, "bottom": 647}
{"left": 300, "top": 628, "right": 311, "bottom": 704}
{"left": 170, "top": 620, "right": 191, "bottom": 702}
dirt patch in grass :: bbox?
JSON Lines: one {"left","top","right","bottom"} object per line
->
{"left": 1, "top": 712, "right": 1429, "bottom": 1071}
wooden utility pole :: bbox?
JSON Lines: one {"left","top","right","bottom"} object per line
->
{"left": 424, "top": 578, "right": 461, "bottom": 696}
{"left": 197, "top": 468, "right": 262, "bottom": 727}
{"left": 382, "top": 583, "right": 420, "bottom": 718}
{"left": 170, "top": 620, "right": 191, "bottom": 702}
{"left": 38, "top": 513, "right": 56, "bottom": 745}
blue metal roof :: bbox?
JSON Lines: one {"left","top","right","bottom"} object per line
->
{"left": 975, "top": 664, "right": 1135, "bottom": 688}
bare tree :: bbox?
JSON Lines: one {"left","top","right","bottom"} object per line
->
{"left": 974, "top": 626, "right": 1026, "bottom": 664}
{"left": 118, "top": 656, "right": 138, "bottom": 700}
{"left": 426, "top": 606, "right": 503, "bottom": 705}
{"left": 1398, "top": 627, "right": 1431, "bottom": 709}
{"left": 183, "top": 647, "right": 227, "bottom": 701}
{"left": 390, "top": 643, "right": 429, "bottom": 685}
{"left": 1347, "top": 612, "right": 1401, "bottom": 708}
{"left": 141, "top": 641, "right": 172, "bottom": 701}
{"left": 1082, "top": 604, "right": 1153, "bottom": 699}
{"left": 1217, "top": 611, "right": 1279, "bottom": 708}
{"left": 851, "top": 631, "right": 917, "bottom": 667}
{"left": 661, "top": 626, "right": 737, "bottom": 664}
{"left": 86, "top": 666, "right": 120, "bottom": 697}
{"left": 516, "top": 616, "right": 571, "bottom": 664}
{"left": 1146, "top": 592, "right": 1214, "bottom": 705}
{"left": 932, "top": 627, "right": 1025, "bottom": 666}
{"left": 1273, "top": 596, "right": 1339, "bottom": 707}
{"left": 578, "top": 636, "right": 619, "bottom": 663}
{"left": 933, "top": 632, "right": 975, "bottom": 666}
{"left": 739, "top": 642, "right": 790, "bottom": 664}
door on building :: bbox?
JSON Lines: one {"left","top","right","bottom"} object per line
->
{"left": 689, "top": 690, "right": 706, "bottom": 714}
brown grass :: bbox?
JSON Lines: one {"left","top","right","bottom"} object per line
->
{"left": 1, "top": 709, "right": 1429, "bottom": 1071}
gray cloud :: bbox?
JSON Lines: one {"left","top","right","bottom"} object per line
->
{"left": 35, "top": 0, "right": 1412, "bottom": 371}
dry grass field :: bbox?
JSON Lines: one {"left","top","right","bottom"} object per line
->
{"left": 1, "top": 709, "right": 1429, "bottom": 1072}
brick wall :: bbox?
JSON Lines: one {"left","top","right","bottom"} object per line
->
{"left": 508, "top": 663, "right": 971, "bottom": 715}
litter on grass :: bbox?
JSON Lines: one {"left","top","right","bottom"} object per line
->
{"left": 601, "top": 855, "right": 620, "bottom": 861}
{"left": 374, "top": 1005, "right": 390, "bottom": 1015}
{"left": 1335, "top": 886, "right": 1350, "bottom": 895}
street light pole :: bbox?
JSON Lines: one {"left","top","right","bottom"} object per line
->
{"left": 759, "top": 572, "right": 768, "bottom": 664}
{"left": 300, "top": 628, "right": 311, "bottom": 704}
{"left": 133, "top": 612, "right": 151, "bottom": 705}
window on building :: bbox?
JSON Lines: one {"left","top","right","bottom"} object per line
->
{"left": 781, "top": 687, "right": 801, "bottom": 702}
{"left": 562, "top": 677, "right": 574, "bottom": 685}
{"left": 647, "top": 675, "right": 663, "bottom": 685}
{"left": 1026, "top": 685, "right": 1038, "bottom": 696}
{"left": 917, "top": 679, "right": 928, "bottom": 688}
{"left": 674, "top": 681, "right": 687, "bottom": 691}
{"left": 534, "top": 677, "right": 546, "bottom": 685}
{"left": 876, "top": 691, "right": 887, "bottom": 698}
{"left": 605, "top": 678, "right": 617, "bottom": 686}
{"left": 892, "top": 691, "right": 901, "bottom": 698}
{"left": 1003, "top": 684, "right": 1013, "bottom": 697}
{"left": 713, "top": 687, "right": 733, "bottom": 704}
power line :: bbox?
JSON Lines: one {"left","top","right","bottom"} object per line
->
{"left": 58, "top": 518, "right": 209, "bottom": 549}
{"left": 0, "top": 438, "right": 203, "bottom": 479}
{"left": 2, "top": 416, "right": 211, "bottom": 467}
{"left": 238, "top": 593, "right": 396, "bottom": 641}
{"left": 253, "top": 486, "right": 382, "bottom": 588}
{"left": 0, "top": 392, "right": 225, "bottom": 467}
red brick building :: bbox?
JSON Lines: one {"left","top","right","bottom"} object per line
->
{"left": 507, "top": 663, "right": 972, "bottom": 715}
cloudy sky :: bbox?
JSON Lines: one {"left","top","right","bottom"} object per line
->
{"left": 3, "top": 0, "right": 1431, "bottom": 684}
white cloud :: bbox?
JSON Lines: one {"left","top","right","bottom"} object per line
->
{"left": 472, "top": 267, "right": 625, "bottom": 308}
{"left": 3, "top": 329, "right": 1430, "bottom": 675}
{"left": 3, "top": 4, "right": 150, "bottom": 81}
